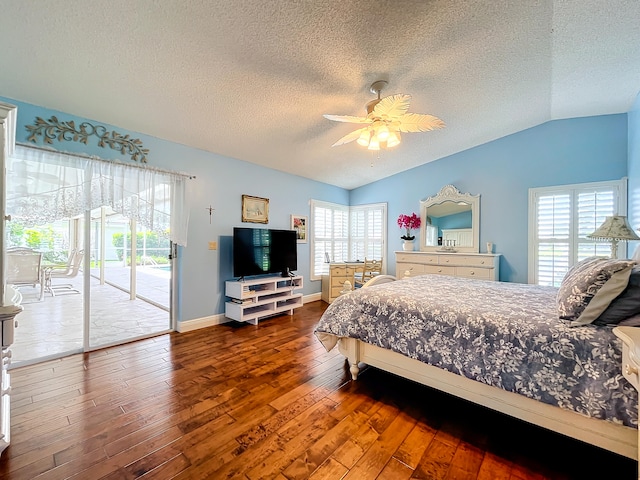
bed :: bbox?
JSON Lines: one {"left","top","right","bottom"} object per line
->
{"left": 314, "top": 259, "right": 640, "bottom": 461}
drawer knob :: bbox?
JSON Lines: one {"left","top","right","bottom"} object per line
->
{"left": 625, "top": 364, "right": 638, "bottom": 376}
{"left": 470, "top": 271, "right": 475, "bottom": 275}
{"left": 481, "top": 260, "right": 485, "bottom": 264}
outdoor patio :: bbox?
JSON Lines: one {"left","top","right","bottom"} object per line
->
{"left": 10, "top": 266, "right": 171, "bottom": 365}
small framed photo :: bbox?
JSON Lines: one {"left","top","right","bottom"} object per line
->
{"left": 241, "top": 195, "right": 269, "bottom": 224}
{"left": 291, "top": 214, "right": 308, "bottom": 243}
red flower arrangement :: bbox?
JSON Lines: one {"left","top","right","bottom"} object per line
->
{"left": 397, "top": 213, "right": 421, "bottom": 240}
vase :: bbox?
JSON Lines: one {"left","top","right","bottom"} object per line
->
{"left": 402, "top": 240, "right": 414, "bottom": 251}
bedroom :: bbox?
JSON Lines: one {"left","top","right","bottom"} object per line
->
{"left": 1, "top": 0, "right": 640, "bottom": 478}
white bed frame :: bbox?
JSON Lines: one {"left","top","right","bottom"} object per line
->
{"left": 338, "top": 275, "right": 640, "bottom": 462}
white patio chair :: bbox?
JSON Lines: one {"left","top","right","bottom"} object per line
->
{"left": 47, "top": 249, "right": 84, "bottom": 295}
{"left": 6, "top": 248, "right": 44, "bottom": 300}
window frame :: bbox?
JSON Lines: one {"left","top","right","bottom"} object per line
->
{"left": 527, "top": 178, "right": 627, "bottom": 285}
{"left": 310, "top": 200, "right": 387, "bottom": 281}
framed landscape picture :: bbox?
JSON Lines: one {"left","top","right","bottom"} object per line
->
{"left": 241, "top": 195, "right": 269, "bottom": 223}
{"left": 291, "top": 215, "right": 308, "bottom": 243}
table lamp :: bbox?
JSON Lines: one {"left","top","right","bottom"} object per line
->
{"left": 587, "top": 215, "right": 640, "bottom": 258}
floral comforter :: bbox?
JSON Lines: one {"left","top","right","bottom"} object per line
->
{"left": 314, "top": 274, "right": 638, "bottom": 427}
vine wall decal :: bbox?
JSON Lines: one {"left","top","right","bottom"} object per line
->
{"left": 26, "top": 116, "right": 150, "bottom": 163}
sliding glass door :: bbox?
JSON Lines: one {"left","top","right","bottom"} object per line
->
{"left": 5, "top": 144, "right": 187, "bottom": 365}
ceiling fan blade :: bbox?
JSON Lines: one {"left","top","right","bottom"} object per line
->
{"left": 323, "top": 114, "right": 370, "bottom": 124}
{"left": 371, "top": 94, "right": 411, "bottom": 119}
{"left": 331, "top": 127, "right": 368, "bottom": 147}
{"left": 397, "top": 113, "right": 445, "bottom": 133}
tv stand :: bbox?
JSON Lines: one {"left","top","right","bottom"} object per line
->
{"left": 225, "top": 275, "right": 303, "bottom": 325}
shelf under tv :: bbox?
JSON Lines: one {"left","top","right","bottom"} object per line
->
{"left": 224, "top": 275, "right": 303, "bottom": 325}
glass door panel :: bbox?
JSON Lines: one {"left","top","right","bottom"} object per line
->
{"left": 8, "top": 218, "right": 84, "bottom": 365}
{"left": 88, "top": 207, "right": 171, "bottom": 349}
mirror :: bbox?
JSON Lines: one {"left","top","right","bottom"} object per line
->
{"left": 419, "top": 185, "right": 480, "bottom": 253}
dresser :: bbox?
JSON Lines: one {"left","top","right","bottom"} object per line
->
{"left": 395, "top": 251, "right": 500, "bottom": 281}
{"left": 321, "top": 262, "right": 363, "bottom": 303}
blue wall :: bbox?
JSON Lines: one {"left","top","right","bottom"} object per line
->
{"left": 435, "top": 211, "right": 473, "bottom": 237}
{"left": 629, "top": 92, "right": 640, "bottom": 258}
{"left": 1, "top": 96, "right": 633, "bottom": 317}
{"left": 351, "top": 114, "right": 629, "bottom": 283}
{"left": 1, "top": 97, "right": 348, "bottom": 322}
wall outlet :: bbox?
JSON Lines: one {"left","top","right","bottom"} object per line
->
{"left": 208, "top": 241, "right": 217, "bottom": 250}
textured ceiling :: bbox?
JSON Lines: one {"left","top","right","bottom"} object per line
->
{"left": 0, "top": 0, "right": 639, "bottom": 189}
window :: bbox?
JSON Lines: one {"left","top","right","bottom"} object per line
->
{"left": 310, "top": 200, "right": 387, "bottom": 280}
{"left": 350, "top": 203, "right": 386, "bottom": 263}
{"left": 528, "top": 179, "right": 626, "bottom": 286}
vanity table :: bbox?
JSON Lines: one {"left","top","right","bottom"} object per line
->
{"left": 399, "top": 184, "right": 500, "bottom": 280}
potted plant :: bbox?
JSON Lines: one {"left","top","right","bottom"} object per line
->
{"left": 397, "top": 213, "right": 421, "bottom": 251}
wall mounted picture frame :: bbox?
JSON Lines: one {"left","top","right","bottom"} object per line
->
{"left": 291, "top": 215, "right": 308, "bottom": 243}
{"left": 241, "top": 195, "right": 269, "bottom": 224}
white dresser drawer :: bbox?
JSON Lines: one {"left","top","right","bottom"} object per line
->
{"left": 331, "top": 265, "right": 356, "bottom": 277}
{"left": 396, "top": 253, "right": 438, "bottom": 265}
{"left": 453, "top": 255, "right": 494, "bottom": 268}
{"left": 424, "top": 265, "right": 455, "bottom": 276}
{"left": 396, "top": 263, "right": 425, "bottom": 276}
{"left": 331, "top": 275, "right": 351, "bottom": 287}
{"left": 330, "top": 286, "right": 345, "bottom": 298}
{"left": 456, "top": 266, "right": 494, "bottom": 280}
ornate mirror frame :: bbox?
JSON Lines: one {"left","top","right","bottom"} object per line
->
{"left": 419, "top": 184, "right": 480, "bottom": 253}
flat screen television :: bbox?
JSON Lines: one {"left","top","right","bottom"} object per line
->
{"left": 233, "top": 227, "right": 297, "bottom": 278}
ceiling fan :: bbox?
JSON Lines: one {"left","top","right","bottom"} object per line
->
{"left": 323, "top": 80, "right": 445, "bottom": 150}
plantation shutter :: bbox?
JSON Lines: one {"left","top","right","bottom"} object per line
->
{"left": 529, "top": 180, "right": 624, "bottom": 286}
{"left": 310, "top": 200, "right": 349, "bottom": 280}
{"left": 349, "top": 203, "right": 386, "bottom": 263}
{"left": 310, "top": 201, "right": 387, "bottom": 281}
{"left": 350, "top": 209, "right": 366, "bottom": 261}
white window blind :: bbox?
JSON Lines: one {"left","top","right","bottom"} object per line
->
{"left": 310, "top": 200, "right": 349, "bottom": 280}
{"left": 350, "top": 203, "right": 386, "bottom": 263}
{"left": 310, "top": 200, "right": 387, "bottom": 281}
{"left": 528, "top": 179, "right": 625, "bottom": 286}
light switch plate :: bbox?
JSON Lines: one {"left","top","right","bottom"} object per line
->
{"left": 208, "top": 241, "right": 217, "bottom": 250}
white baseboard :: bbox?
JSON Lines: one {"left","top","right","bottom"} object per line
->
{"left": 304, "top": 292, "right": 322, "bottom": 303}
{"left": 177, "top": 313, "right": 229, "bottom": 332}
{"left": 177, "top": 292, "right": 322, "bottom": 333}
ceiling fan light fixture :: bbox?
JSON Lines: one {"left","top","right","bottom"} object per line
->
{"left": 357, "top": 128, "right": 372, "bottom": 147}
{"left": 377, "top": 124, "right": 390, "bottom": 141}
{"left": 324, "top": 80, "right": 444, "bottom": 150}
{"left": 386, "top": 131, "right": 401, "bottom": 148}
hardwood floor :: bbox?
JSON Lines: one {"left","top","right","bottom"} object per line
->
{"left": 0, "top": 301, "right": 636, "bottom": 479}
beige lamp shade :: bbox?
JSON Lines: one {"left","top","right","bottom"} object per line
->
{"left": 587, "top": 215, "right": 640, "bottom": 258}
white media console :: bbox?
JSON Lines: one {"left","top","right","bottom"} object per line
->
{"left": 225, "top": 275, "right": 303, "bottom": 325}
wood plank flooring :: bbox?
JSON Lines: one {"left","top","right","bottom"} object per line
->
{"left": 0, "top": 300, "right": 636, "bottom": 479}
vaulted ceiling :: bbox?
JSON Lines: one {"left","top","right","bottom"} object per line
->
{"left": 1, "top": 1, "right": 639, "bottom": 189}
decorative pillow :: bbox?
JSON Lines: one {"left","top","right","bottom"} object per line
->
{"left": 617, "top": 313, "right": 640, "bottom": 327}
{"left": 557, "top": 256, "right": 636, "bottom": 324}
{"left": 594, "top": 267, "right": 640, "bottom": 325}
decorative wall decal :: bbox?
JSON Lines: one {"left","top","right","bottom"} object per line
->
{"left": 26, "top": 116, "right": 150, "bottom": 162}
